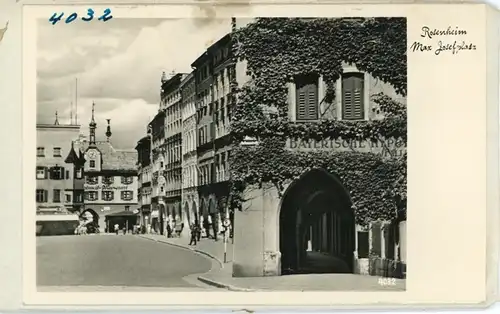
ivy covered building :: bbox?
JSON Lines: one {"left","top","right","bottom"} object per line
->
{"left": 230, "top": 17, "right": 407, "bottom": 278}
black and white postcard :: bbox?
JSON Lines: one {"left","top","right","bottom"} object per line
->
{"left": 3, "top": 1, "right": 497, "bottom": 309}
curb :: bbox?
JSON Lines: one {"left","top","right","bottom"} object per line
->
{"left": 197, "top": 275, "right": 256, "bottom": 292}
{"left": 137, "top": 235, "right": 224, "bottom": 268}
{"left": 137, "top": 235, "right": 255, "bottom": 291}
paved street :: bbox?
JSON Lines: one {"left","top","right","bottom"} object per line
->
{"left": 37, "top": 235, "right": 213, "bottom": 289}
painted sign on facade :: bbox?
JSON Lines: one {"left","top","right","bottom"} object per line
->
{"left": 286, "top": 138, "right": 406, "bottom": 157}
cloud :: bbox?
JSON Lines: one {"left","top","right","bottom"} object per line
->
{"left": 37, "top": 18, "right": 231, "bottom": 150}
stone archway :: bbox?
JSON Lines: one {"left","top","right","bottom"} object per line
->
{"left": 279, "top": 168, "right": 355, "bottom": 275}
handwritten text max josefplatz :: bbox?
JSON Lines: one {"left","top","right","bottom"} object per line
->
{"left": 410, "top": 26, "right": 476, "bottom": 55}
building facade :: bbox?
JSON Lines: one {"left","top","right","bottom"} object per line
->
{"left": 161, "top": 73, "right": 187, "bottom": 232}
{"left": 208, "top": 34, "right": 234, "bottom": 233}
{"left": 75, "top": 104, "right": 139, "bottom": 232}
{"left": 180, "top": 72, "right": 199, "bottom": 234}
{"left": 36, "top": 115, "right": 82, "bottom": 214}
{"left": 192, "top": 50, "right": 217, "bottom": 238}
{"left": 149, "top": 107, "right": 166, "bottom": 234}
{"left": 231, "top": 18, "right": 407, "bottom": 278}
{"left": 135, "top": 133, "right": 152, "bottom": 228}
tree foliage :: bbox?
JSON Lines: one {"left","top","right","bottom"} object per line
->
{"left": 229, "top": 17, "right": 407, "bottom": 224}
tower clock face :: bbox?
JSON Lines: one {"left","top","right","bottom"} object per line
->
{"left": 88, "top": 150, "right": 96, "bottom": 158}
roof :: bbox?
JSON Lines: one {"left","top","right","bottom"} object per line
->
{"left": 179, "top": 71, "right": 195, "bottom": 89}
{"left": 105, "top": 210, "right": 138, "bottom": 217}
{"left": 191, "top": 51, "right": 209, "bottom": 68}
{"left": 80, "top": 141, "right": 137, "bottom": 172}
{"left": 207, "top": 33, "right": 231, "bottom": 53}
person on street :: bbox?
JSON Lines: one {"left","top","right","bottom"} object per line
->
{"left": 189, "top": 223, "right": 197, "bottom": 245}
{"left": 166, "top": 223, "right": 172, "bottom": 238}
{"left": 114, "top": 223, "right": 119, "bottom": 235}
{"left": 195, "top": 221, "right": 201, "bottom": 241}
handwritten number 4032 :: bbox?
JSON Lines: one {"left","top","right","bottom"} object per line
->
{"left": 49, "top": 8, "right": 113, "bottom": 25}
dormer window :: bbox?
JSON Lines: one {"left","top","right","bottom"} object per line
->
{"left": 89, "top": 160, "right": 96, "bottom": 168}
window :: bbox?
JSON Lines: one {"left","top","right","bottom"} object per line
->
{"left": 125, "top": 206, "right": 130, "bottom": 211}
{"left": 36, "top": 167, "right": 46, "bottom": 179}
{"left": 37, "top": 147, "right": 45, "bottom": 157}
{"left": 36, "top": 189, "right": 47, "bottom": 203}
{"left": 89, "top": 160, "right": 96, "bottom": 168}
{"left": 75, "top": 168, "right": 83, "bottom": 179}
{"left": 53, "top": 189, "right": 61, "bottom": 203}
{"left": 295, "top": 74, "right": 319, "bottom": 121}
{"left": 85, "top": 191, "right": 98, "bottom": 201}
{"left": 102, "top": 191, "right": 114, "bottom": 201}
{"left": 74, "top": 192, "right": 83, "bottom": 203}
{"left": 121, "top": 176, "right": 133, "bottom": 185}
{"left": 103, "top": 176, "right": 114, "bottom": 185}
{"left": 65, "top": 170, "right": 70, "bottom": 180}
{"left": 121, "top": 191, "right": 134, "bottom": 201}
{"left": 50, "top": 166, "right": 64, "bottom": 180}
{"left": 160, "top": 161, "right": 164, "bottom": 168}
{"left": 65, "top": 194, "right": 71, "bottom": 203}
{"left": 342, "top": 72, "right": 365, "bottom": 120}
{"left": 85, "top": 176, "right": 98, "bottom": 185}
{"left": 53, "top": 147, "right": 62, "bottom": 157}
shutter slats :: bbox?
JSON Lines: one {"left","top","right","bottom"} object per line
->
{"left": 342, "top": 73, "right": 364, "bottom": 120}
{"left": 296, "top": 75, "right": 318, "bottom": 120}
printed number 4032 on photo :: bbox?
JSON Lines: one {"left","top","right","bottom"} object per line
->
{"left": 378, "top": 277, "right": 396, "bottom": 286}
{"left": 49, "top": 8, "right": 113, "bottom": 25}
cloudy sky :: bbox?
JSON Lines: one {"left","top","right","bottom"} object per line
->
{"left": 37, "top": 18, "right": 231, "bottom": 150}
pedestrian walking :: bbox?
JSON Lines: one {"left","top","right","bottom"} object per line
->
{"left": 195, "top": 221, "right": 201, "bottom": 241}
{"left": 114, "top": 223, "right": 119, "bottom": 235}
{"left": 189, "top": 223, "right": 197, "bottom": 245}
{"left": 203, "top": 219, "right": 210, "bottom": 239}
{"left": 165, "top": 222, "right": 171, "bottom": 238}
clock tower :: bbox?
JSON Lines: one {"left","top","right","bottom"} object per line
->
{"left": 89, "top": 102, "right": 97, "bottom": 146}
{"left": 84, "top": 102, "right": 102, "bottom": 172}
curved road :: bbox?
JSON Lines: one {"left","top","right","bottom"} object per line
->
{"left": 37, "top": 235, "right": 213, "bottom": 289}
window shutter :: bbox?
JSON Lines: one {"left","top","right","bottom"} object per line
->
{"left": 65, "top": 170, "right": 70, "bottom": 179}
{"left": 43, "top": 190, "right": 48, "bottom": 203}
{"left": 342, "top": 73, "right": 365, "bottom": 120}
{"left": 44, "top": 167, "right": 48, "bottom": 179}
{"left": 295, "top": 75, "right": 318, "bottom": 120}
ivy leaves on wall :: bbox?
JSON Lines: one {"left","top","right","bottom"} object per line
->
{"left": 229, "top": 17, "right": 407, "bottom": 224}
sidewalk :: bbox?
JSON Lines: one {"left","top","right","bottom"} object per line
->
{"left": 137, "top": 234, "right": 405, "bottom": 291}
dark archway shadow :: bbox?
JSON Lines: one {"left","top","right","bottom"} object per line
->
{"left": 279, "top": 168, "right": 355, "bottom": 275}
{"left": 184, "top": 202, "right": 190, "bottom": 223}
{"left": 192, "top": 200, "right": 199, "bottom": 224}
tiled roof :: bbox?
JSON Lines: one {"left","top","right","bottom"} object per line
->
{"left": 80, "top": 141, "right": 137, "bottom": 172}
